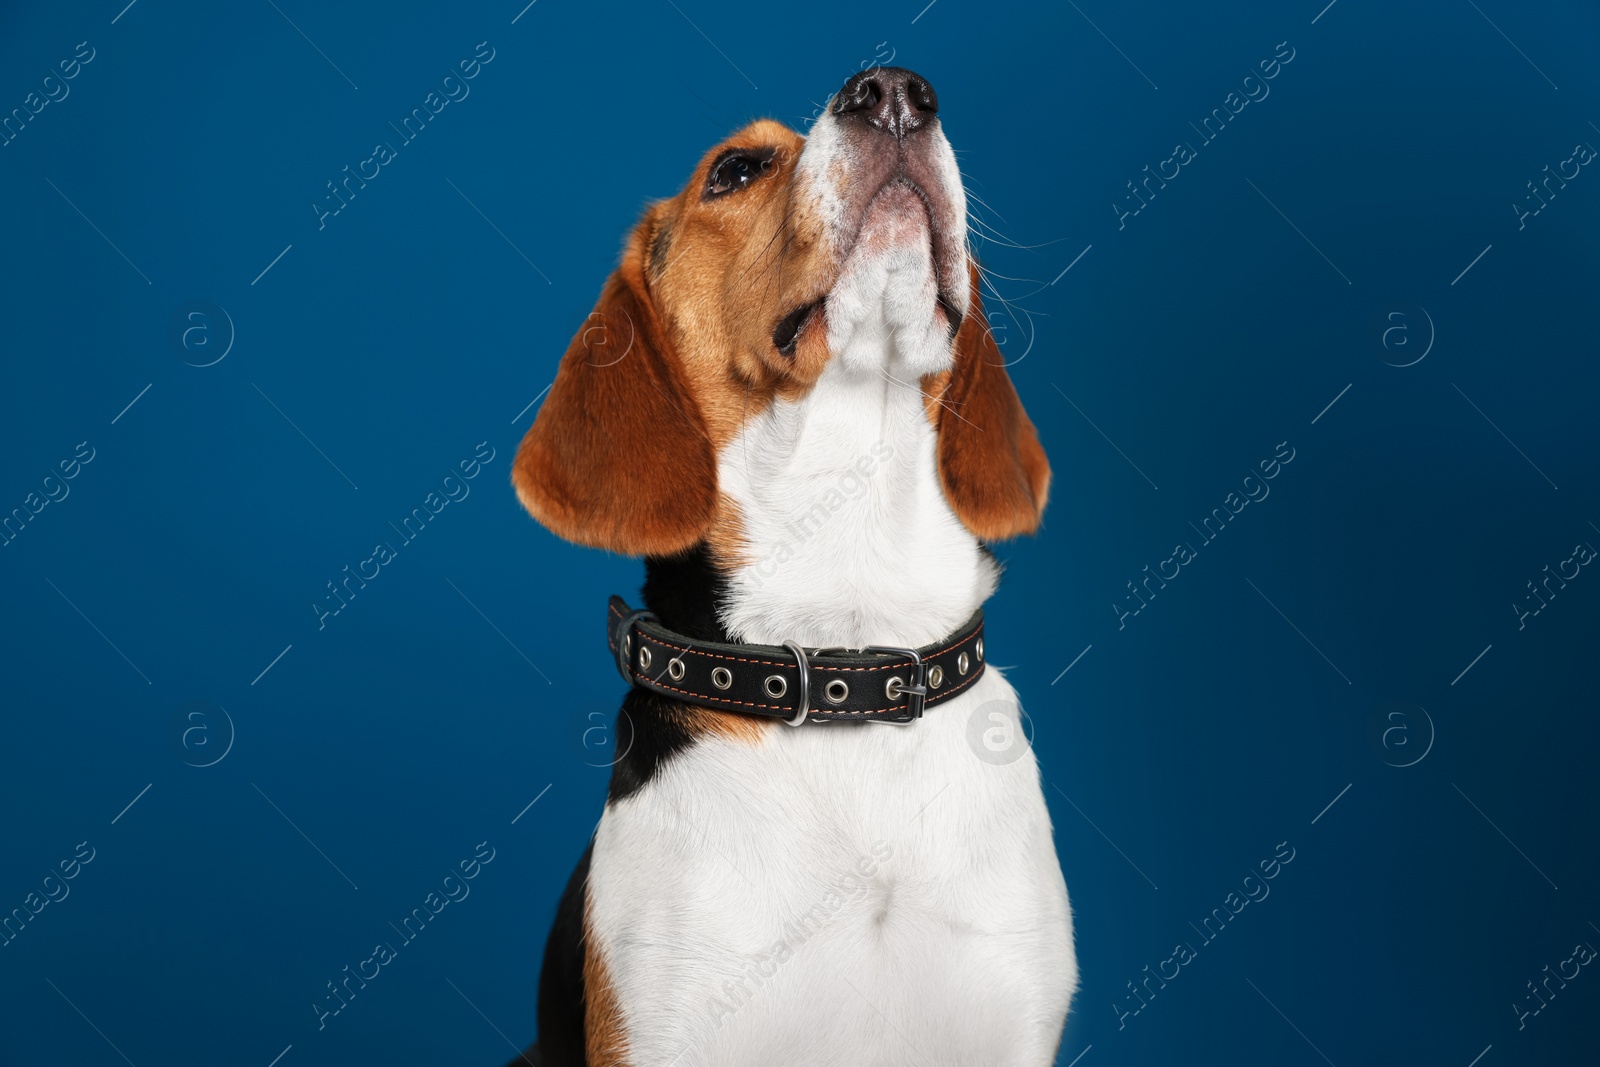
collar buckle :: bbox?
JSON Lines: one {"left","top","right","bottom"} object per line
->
{"left": 863, "top": 645, "right": 929, "bottom": 723}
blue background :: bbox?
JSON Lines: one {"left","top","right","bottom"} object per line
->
{"left": 2, "top": 1, "right": 1597, "bottom": 1064}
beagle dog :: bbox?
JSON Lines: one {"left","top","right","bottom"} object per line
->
{"left": 509, "top": 68, "right": 1074, "bottom": 1066}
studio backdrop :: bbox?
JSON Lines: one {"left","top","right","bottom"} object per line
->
{"left": 1, "top": 1, "right": 1597, "bottom": 1064}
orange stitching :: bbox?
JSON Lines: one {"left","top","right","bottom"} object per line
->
{"left": 637, "top": 630, "right": 983, "bottom": 674}
{"left": 639, "top": 676, "right": 790, "bottom": 711}
{"left": 633, "top": 657, "right": 987, "bottom": 716}
{"left": 810, "top": 662, "right": 987, "bottom": 715}
{"left": 639, "top": 632, "right": 789, "bottom": 668}
{"left": 610, "top": 601, "right": 989, "bottom": 705}
{"left": 628, "top": 621, "right": 984, "bottom": 671}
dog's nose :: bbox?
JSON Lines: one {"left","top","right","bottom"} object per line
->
{"left": 831, "top": 67, "right": 938, "bottom": 139}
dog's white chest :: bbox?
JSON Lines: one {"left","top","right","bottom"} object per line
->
{"left": 586, "top": 668, "right": 1075, "bottom": 1066}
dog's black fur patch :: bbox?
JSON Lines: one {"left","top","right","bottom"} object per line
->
{"left": 522, "top": 840, "right": 592, "bottom": 1067}
{"left": 605, "top": 545, "right": 734, "bottom": 804}
{"left": 522, "top": 546, "right": 739, "bottom": 1064}
{"left": 606, "top": 688, "right": 700, "bottom": 803}
{"left": 639, "top": 543, "right": 734, "bottom": 641}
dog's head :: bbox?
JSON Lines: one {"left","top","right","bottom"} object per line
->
{"left": 513, "top": 67, "right": 1049, "bottom": 555}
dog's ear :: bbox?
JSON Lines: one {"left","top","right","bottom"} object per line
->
{"left": 512, "top": 224, "right": 716, "bottom": 555}
{"left": 932, "top": 267, "right": 1051, "bottom": 540}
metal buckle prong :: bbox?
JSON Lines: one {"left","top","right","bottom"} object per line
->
{"left": 863, "top": 645, "right": 928, "bottom": 722}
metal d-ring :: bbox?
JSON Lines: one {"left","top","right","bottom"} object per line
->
{"left": 613, "top": 608, "right": 657, "bottom": 681}
{"left": 781, "top": 640, "right": 810, "bottom": 727}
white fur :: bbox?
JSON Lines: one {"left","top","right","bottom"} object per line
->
{"left": 794, "top": 110, "right": 849, "bottom": 249}
{"left": 583, "top": 109, "right": 1075, "bottom": 1065}
{"left": 587, "top": 668, "right": 1075, "bottom": 1066}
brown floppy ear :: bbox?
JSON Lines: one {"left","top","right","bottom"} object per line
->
{"left": 932, "top": 267, "right": 1051, "bottom": 539}
{"left": 512, "top": 222, "right": 716, "bottom": 555}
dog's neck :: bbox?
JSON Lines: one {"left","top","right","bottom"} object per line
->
{"left": 644, "top": 360, "right": 996, "bottom": 651}
{"left": 643, "top": 236, "right": 995, "bottom": 650}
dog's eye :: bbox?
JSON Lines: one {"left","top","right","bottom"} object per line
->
{"left": 707, "top": 151, "right": 774, "bottom": 198}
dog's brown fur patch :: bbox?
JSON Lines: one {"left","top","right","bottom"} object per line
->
{"left": 928, "top": 266, "right": 1051, "bottom": 540}
{"left": 514, "top": 120, "right": 844, "bottom": 557}
{"left": 512, "top": 237, "right": 718, "bottom": 556}
{"left": 583, "top": 905, "right": 630, "bottom": 1067}
{"left": 675, "top": 704, "right": 773, "bottom": 745}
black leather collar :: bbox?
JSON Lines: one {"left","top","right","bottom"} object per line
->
{"left": 606, "top": 595, "right": 986, "bottom": 725}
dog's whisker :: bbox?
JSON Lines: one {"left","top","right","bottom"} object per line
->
{"left": 968, "top": 215, "right": 1069, "bottom": 252}
{"left": 874, "top": 365, "right": 981, "bottom": 432}
{"left": 962, "top": 186, "right": 1011, "bottom": 225}
{"left": 970, "top": 268, "right": 1046, "bottom": 365}
{"left": 974, "top": 261, "right": 1045, "bottom": 286}
{"left": 738, "top": 195, "right": 798, "bottom": 288}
